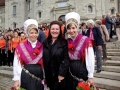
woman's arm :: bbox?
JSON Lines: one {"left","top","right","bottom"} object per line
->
{"left": 85, "top": 42, "right": 95, "bottom": 85}
{"left": 58, "top": 40, "right": 70, "bottom": 77}
{"left": 12, "top": 50, "right": 22, "bottom": 87}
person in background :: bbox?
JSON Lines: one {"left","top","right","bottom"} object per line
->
{"left": 111, "top": 15, "right": 116, "bottom": 35}
{"left": 5, "top": 35, "right": 13, "bottom": 66}
{"left": 65, "top": 12, "right": 95, "bottom": 90}
{"left": 79, "top": 22, "right": 88, "bottom": 35}
{"left": 20, "top": 33, "right": 27, "bottom": 43}
{"left": 37, "top": 27, "right": 46, "bottom": 44}
{"left": 12, "top": 19, "right": 44, "bottom": 90}
{"left": 95, "top": 20, "right": 109, "bottom": 61}
{"left": 0, "top": 35, "right": 6, "bottom": 66}
{"left": 115, "top": 13, "right": 120, "bottom": 42}
{"left": 85, "top": 19, "right": 103, "bottom": 73}
{"left": 11, "top": 31, "right": 20, "bottom": 65}
{"left": 101, "top": 15, "right": 106, "bottom": 25}
{"left": 105, "top": 13, "right": 113, "bottom": 38}
{"left": 43, "top": 21, "right": 69, "bottom": 90}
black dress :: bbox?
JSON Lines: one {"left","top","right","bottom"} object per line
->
{"left": 43, "top": 39, "right": 69, "bottom": 90}
{"left": 66, "top": 60, "right": 88, "bottom": 90}
{"left": 21, "top": 64, "right": 44, "bottom": 90}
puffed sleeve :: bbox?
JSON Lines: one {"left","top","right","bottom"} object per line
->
{"left": 12, "top": 51, "right": 22, "bottom": 84}
{"left": 85, "top": 46, "right": 95, "bottom": 78}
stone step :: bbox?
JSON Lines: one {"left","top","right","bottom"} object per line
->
{"left": 94, "top": 77, "right": 120, "bottom": 90}
{"left": 103, "top": 60, "right": 120, "bottom": 66}
{"left": 107, "top": 49, "right": 120, "bottom": 52}
{"left": 0, "top": 66, "right": 13, "bottom": 71}
{"left": 0, "top": 76, "right": 13, "bottom": 90}
{"left": 107, "top": 52, "right": 120, "bottom": 56}
{"left": 107, "top": 56, "right": 120, "bottom": 61}
{"left": 0, "top": 69, "right": 13, "bottom": 78}
{"left": 102, "top": 66, "right": 120, "bottom": 73}
{"left": 94, "top": 71, "right": 120, "bottom": 81}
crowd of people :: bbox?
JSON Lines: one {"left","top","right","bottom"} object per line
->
{"left": 0, "top": 12, "right": 119, "bottom": 90}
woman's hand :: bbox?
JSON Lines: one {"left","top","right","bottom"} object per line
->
{"left": 97, "top": 45, "right": 102, "bottom": 50}
{"left": 13, "top": 80, "right": 20, "bottom": 90}
{"left": 58, "top": 76, "right": 64, "bottom": 83}
{"left": 87, "top": 78, "right": 94, "bottom": 85}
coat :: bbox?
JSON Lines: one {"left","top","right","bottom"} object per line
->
{"left": 115, "top": 16, "right": 120, "bottom": 28}
{"left": 43, "top": 39, "right": 69, "bottom": 90}
{"left": 100, "top": 25, "right": 109, "bottom": 44}
{"left": 105, "top": 16, "right": 113, "bottom": 29}
{"left": 37, "top": 30, "right": 46, "bottom": 43}
{"left": 85, "top": 26, "right": 104, "bottom": 46}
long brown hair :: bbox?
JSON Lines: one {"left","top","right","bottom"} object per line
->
{"left": 47, "top": 21, "right": 64, "bottom": 42}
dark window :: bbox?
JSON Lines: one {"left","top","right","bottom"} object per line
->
{"left": 27, "top": 1, "right": 30, "bottom": 11}
{"left": 13, "top": 5, "right": 16, "bottom": 15}
{"left": 38, "top": 12, "right": 41, "bottom": 18}
{"left": 88, "top": 5, "right": 92, "bottom": 13}
{"left": 13, "top": 23, "right": 16, "bottom": 28}
{"left": 111, "top": 9, "right": 115, "bottom": 14}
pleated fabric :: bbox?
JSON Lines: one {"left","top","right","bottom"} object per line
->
{"left": 66, "top": 60, "right": 88, "bottom": 90}
{"left": 21, "top": 64, "right": 44, "bottom": 90}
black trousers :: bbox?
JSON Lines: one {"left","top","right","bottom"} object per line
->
{"left": 7, "top": 50, "right": 13, "bottom": 66}
{"left": 0, "top": 49, "right": 6, "bottom": 66}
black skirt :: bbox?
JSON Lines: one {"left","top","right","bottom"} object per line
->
{"left": 21, "top": 64, "right": 44, "bottom": 90}
{"left": 66, "top": 60, "right": 88, "bottom": 90}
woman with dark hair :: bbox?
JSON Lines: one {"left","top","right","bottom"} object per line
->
{"left": 5, "top": 35, "right": 13, "bottom": 66}
{"left": 79, "top": 22, "right": 88, "bottom": 35}
{"left": 43, "top": 21, "right": 69, "bottom": 90}
{"left": 12, "top": 19, "right": 44, "bottom": 90}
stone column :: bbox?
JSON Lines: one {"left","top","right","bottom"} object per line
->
{"left": 118, "top": 0, "right": 120, "bottom": 12}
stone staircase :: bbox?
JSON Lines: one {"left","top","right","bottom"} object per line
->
{"left": 0, "top": 40, "right": 120, "bottom": 90}
{"left": 94, "top": 42, "right": 120, "bottom": 90}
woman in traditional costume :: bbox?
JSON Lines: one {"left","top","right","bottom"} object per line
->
{"left": 43, "top": 21, "right": 69, "bottom": 90}
{"left": 65, "top": 12, "right": 95, "bottom": 90}
{"left": 12, "top": 19, "right": 44, "bottom": 90}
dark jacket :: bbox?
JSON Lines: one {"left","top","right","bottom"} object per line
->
{"left": 37, "top": 30, "right": 46, "bottom": 43}
{"left": 85, "top": 26, "right": 104, "bottom": 46}
{"left": 105, "top": 16, "right": 113, "bottom": 29}
{"left": 43, "top": 39, "right": 69, "bottom": 90}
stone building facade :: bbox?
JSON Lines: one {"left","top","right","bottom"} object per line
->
{"left": 0, "top": 0, "right": 5, "bottom": 30}
{"left": 2, "top": 0, "right": 120, "bottom": 29}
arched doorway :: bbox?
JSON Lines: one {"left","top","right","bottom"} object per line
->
{"left": 58, "top": 15, "right": 65, "bottom": 21}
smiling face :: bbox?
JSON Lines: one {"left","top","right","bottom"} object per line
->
{"left": 21, "top": 33, "right": 26, "bottom": 39}
{"left": 50, "top": 24, "right": 60, "bottom": 39}
{"left": 28, "top": 28, "right": 38, "bottom": 42}
{"left": 67, "top": 23, "right": 78, "bottom": 38}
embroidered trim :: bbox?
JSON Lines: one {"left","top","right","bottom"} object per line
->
{"left": 20, "top": 43, "right": 42, "bottom": 64}
{"left": 29, "top": 50, "right": 43, "bottom": 64}
{"left": 67, "top": 18, "right": 78, "bottom": 26}
{"left": 26, "top": 24, "right": 37, "bottom": 34}
{"left": 20, "top": 43, "right": 32, "bottom": 62}
{"left": 69, "top": 36, "right": 87, "bottom": 60}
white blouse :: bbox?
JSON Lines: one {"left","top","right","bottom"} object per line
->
{"left": 85, "top": 47, "right": 95, "bottom": 78}
{"left": 12, "top": 40, "right": 37, "bottom": 84}
{"left": 70, "top": 36, "right": 95, "bottom": 78}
